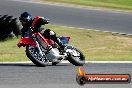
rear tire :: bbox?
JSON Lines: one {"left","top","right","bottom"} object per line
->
{"left": 26, "top": 45, "right": 48, "bottom": 67}
{"left": 66, "top": 45, "right": 85, "bottom": 66}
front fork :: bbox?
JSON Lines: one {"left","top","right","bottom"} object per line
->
{"left": 32, "top": 34, "right": 43, "bottom": 57}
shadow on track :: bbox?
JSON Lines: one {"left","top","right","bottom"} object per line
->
{"left": 0, "top": 63, "right": 71, "bottom": 67}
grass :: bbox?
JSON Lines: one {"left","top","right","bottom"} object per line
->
{"left": 40, "top": 0, "right": 132, "bottom": 10}
{"left": 1, "top": 24, "right": 132, "bottom": 62}
{"left": 0, "top": 38, "right": 29, "bottom": 62}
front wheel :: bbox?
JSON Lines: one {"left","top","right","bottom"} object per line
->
{"left": 26, "top": 45, "right": 49, "bottom": 67}
{"left": 66, "top": 45, "right": 85, "bottom": 66}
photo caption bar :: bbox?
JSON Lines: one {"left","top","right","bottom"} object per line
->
{"left": 76, "top": 67, "right": 131, "bottom": 85}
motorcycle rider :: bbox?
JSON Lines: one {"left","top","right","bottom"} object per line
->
{"left": 19, "top": 12, "right": 65, "bottom": 52}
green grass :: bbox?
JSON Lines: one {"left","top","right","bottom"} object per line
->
{"left": 40, "top": 0, "right": 132, "bottom": 10}
{"left": 0, "top": 38, "right": 29, "bottom": 62}
{"left": 1, "top": 24, "right": 132, "bottom": 62}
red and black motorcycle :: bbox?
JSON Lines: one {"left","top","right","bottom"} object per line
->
{"left": 17, "top": 19, "right": 85, "bottom": 67}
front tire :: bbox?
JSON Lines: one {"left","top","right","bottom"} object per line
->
{"left": 66, "top": 45, "right": 85, "bottom": 66}
{"left": 26, "top": 45, "right": 49, "bottom": 67}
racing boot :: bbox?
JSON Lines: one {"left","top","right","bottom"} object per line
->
{"left": 55, "top": 37, "right": 66, "bottom": 55}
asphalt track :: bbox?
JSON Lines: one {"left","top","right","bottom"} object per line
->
{"left": 0, "top": 0, "right": 132, "bottom": 34}
{"left": 0, "top": 63, "right": 131, "bottom": 88}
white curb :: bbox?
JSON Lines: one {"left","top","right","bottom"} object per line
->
{"left": 0, "top": 61, "right": 132, "bottom": 64}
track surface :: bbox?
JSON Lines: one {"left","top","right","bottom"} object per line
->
{"left": 0, "top": 0, "right": 132, "bottom": 33}
{"left": 0, "top": 63, "right": 131, "bottom": 88}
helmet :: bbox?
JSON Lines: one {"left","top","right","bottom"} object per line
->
{"left": 19, "top": 12, "right": 32, "bottom": 22}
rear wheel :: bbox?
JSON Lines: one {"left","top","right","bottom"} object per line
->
{"left": 26, "top": 45, "right": 49, "bottom": 67}
{"left": 66, "top": 45, "right": 85, "bottom": 66}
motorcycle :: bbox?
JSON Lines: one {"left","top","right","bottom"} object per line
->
{"left": 17, "top": 27, "right": 85, "bottom": 67}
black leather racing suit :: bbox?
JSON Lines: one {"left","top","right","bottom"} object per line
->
{"left": 21, "top": 16, "right": 65, "bottom": 50}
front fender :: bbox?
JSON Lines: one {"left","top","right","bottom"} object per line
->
{"left": 17, "top": 37, "right": 36, "bottom": 47}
